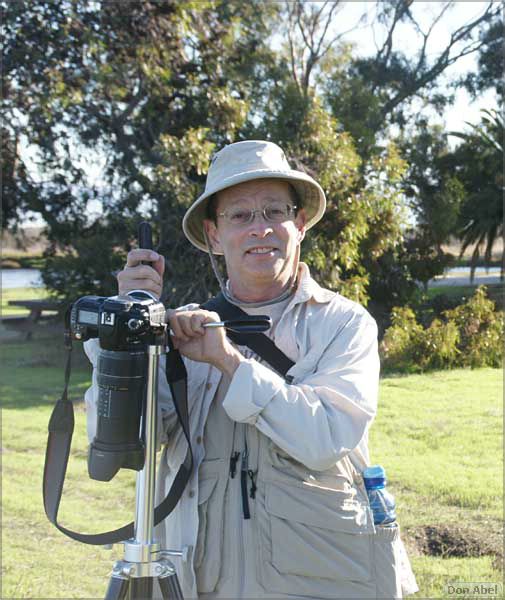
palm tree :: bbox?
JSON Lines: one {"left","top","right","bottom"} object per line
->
{"left": 449, "top": 109, "right": 504, "bottom": 281}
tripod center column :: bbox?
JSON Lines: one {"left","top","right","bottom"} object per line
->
{"left": 132, "top": 344, "right": 163, "bottom": 560}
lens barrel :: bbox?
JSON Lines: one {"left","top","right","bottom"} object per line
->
{"left": 88, "top": 348, "right": 147, "bottom": 481}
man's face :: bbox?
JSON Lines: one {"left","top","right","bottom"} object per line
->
{"left": 204, "top": 179, "right": 307, "bottom": 302}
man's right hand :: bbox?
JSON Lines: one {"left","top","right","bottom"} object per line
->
{"left": 117, "top": 249, "right": 165, "bottom": 299}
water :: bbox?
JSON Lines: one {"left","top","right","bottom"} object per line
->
{"left": 0, "top": 266, "right": 501, "bottom": 291}
{"left": 445, "top": 266, "right": 501, "bottom": 275}
{"left": 1, "top": 269, "right": 43, "bottom": 289}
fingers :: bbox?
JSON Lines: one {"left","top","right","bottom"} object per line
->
{"left": 126, "top": 250, "right": 165, "bottom": 277}
{"left": 166, "top": 310, "right": 220, "bottom": 342}
{"left": 117, "top": 250, "right": 165, "bottom": 297}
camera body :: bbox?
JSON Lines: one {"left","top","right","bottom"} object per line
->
{"left": 70, "top": 291, "right": 166, "bottom": 481}
{"left": 71, "top": 291, "right": 166, "bottom": 350}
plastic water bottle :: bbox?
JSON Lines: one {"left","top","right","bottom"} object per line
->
{"left": 363, "top": 465, "right": 396, "bottom": 525}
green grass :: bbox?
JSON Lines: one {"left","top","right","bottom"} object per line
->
{"left": 1, "top": 332, "right": 503, "bottom": 598}
{"left": 425, "top": 283, "right": 503, "bottom": 312}
{"left": 425, "top": 285, "right": 481, "bottom": 300}
{"left": 1, "top": 287, "right": 50, "bottom": 317}
{"left": 371, "top": 368, "right": 503, "bottom": 598}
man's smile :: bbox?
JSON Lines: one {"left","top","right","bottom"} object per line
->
{"left": 245, "top": 246, "right": 279, "bottom": 257}
{"left": 245, "top": 246, "right": 279, "bottom": 258}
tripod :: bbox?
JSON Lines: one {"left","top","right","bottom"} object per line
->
{"left": 105, "top": 343, "right": 184, "bottom": 600}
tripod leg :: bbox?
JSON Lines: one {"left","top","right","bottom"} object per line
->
{"left": 129, "top": 576, "right": 153, "bottom": 600}
{"left": 158, "top": 573, "right": 184, "bottom": 600}
{"left": 105, "top": 574, "right": 129, "bottom": 600}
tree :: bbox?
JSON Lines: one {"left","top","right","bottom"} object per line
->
{"left": 4, "top": 0, "right": 500, "bottom": 315}
{"left": 244, "top": 76, "right": 407, "bottom": 305}
{"left": 3, "top": 0, "right": 279, "bottom": 303}
{"left": 323, "top": 0, "right": 500, "bottom": 158}
{"left": 460, "top": 17, "right": 504, "bottom": 101}
{"left": 448, "top": 109, "right": 504, "bottom": 280}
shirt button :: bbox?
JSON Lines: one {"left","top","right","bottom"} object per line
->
{"left": 188, "top": 490, "right": 195, "bottom": 498}
{"left": 196, "top": 436, "right": 202, "bottom": 444}
{"left": 205, "top": 383, "right": 212, "bottom": 391}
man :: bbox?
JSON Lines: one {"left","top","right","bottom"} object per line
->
{"left": 85, "top": 140, "right": 415, "bottom": 598}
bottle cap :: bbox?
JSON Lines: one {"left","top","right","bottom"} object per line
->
{"left": 363, "top": 464, "right": 387, "bottom": 488}
{"left": 363, "top": 465, "right": 386, "bottom": 479}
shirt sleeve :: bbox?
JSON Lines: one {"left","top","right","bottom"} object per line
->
{"left": 221, "top": 311, "right": 379, "bottom": 471}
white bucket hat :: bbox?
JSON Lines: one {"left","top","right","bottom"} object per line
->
{"left": 182, "top": 140, "right": 326, "bottom": 252}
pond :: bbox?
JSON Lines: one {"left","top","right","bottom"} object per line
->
{"left": 1, "top": 269, "right": 44, "bottom": 289}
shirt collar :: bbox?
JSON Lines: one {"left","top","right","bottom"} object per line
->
{"left": 289, "top": 262, "right": 336, "bottom": 308}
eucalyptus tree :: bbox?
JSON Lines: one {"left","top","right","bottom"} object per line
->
{"left": 2, "top": 0, "right": 278, "bottom": 303}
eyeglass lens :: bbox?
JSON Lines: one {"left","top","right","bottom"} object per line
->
{"left": 222, "top": 203, "right": 295, "bottom": 225}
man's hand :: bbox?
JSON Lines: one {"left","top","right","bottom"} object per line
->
{"left": 117, "top": 249, "right": 165, "bottom": 298}
{"left": 166, "top": 308, "right": 243, "bottom": 378}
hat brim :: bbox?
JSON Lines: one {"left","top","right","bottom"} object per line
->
{"left": 182, "top": 170, "right": 326, "bottom": 253}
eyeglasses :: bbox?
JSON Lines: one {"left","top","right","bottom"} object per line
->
{"left": 217, "top": 203, "right": 297, "bottom": 226}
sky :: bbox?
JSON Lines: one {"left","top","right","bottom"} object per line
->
{"left": 20, "top": 1, "right": 499, "bottom": 228}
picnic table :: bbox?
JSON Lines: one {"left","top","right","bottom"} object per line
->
{"left": 6, "top": 299, "right": 65, "bottom": 340}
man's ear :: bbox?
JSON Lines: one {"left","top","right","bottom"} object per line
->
{"left": 203, "top": 219, "right": 222, "bottom": 253}
{"left": 295, "top": 208, "right": 307, "bottom": 244}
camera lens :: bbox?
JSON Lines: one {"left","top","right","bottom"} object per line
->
{"left": 88, "top": 348, "right": 147, "bottom": 481}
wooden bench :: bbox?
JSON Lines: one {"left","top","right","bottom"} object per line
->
{"left": 6, "top": 299, "right": 65, "bottom": 340}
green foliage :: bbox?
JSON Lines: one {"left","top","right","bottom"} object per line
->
{"left": 414, "top": 318, "right": 460, "bottom": 371}
{"left": 249, "top": 87, "right": 408, "bottom": 304}
{"left": 380, "top": 287, "right": 504, "bottom": 372}
{"left": 444, "top": 287, "right": 505, "bottom": 368}
{"left": 460, "top": 19, "right": 503, "bottom": 101}
{"left": 4, "top": 0, "right": 501, "bottom": 313}
{"left": 380, "top": 306, "right": 424, "bottom": 372}
{"left": 3, "top": 0, "right": 279, "bottom": 304}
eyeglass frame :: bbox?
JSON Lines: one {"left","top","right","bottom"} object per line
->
{"left": 216, "top": 203, "right": 298, "bottom": 226}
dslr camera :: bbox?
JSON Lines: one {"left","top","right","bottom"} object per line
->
{"left": 70, "top": 291, "right": 166, "bottom": 482}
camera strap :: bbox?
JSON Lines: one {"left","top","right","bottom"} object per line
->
{"left": 43, "top": 292, "right": 294, "bottom": 545}
{"left": 43, "top": 308, "right": 193, "bottom": 545}
{"left": 201, "top": 293, "right": 295, "bottom": 379}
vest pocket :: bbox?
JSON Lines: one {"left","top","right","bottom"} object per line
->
{"left": 194, "top": 476, "right": 218, "bottom": 568}
{"left": 257, "top": 480, "right": 376, "bottom": 598}
{"left": 194, "top": 459, "right": 228, "bottom": 594}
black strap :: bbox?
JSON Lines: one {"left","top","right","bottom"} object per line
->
{"left": 43, "top": 309, "right": 193, "bottom": 545}
{"left": 202, "top": 292, "right": 295, "bottom": 378}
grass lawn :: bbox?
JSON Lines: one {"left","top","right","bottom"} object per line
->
{"left": 425, "top": 284, "right": 503, "bottom": 309}
{"left": 1, "top": 329, "right": 503, "bottom": 598}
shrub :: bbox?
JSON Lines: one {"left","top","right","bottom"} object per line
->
{"left": 380, "top": 306, "right": 424, "bottom": 372}
{"left": 380, "top": 286, "right": 504, "bottom": 372}
{"left": 414, "top": 318, "right": 460, "bottom": 371}
{"left": 444, "top": 287, "right": 504, "bottom": 368}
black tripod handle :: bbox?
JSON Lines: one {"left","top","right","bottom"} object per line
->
{"left": 138, "top": 222, "right": 153, "bottom": 251}
{"left": 204, "top": 316, "right": 272, "bottom": 334}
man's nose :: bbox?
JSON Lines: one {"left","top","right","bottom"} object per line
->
{"left": 248, "top": 212, "right": 274, "bottom": 235}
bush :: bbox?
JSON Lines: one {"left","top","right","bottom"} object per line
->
{"left": 380, "top": 286, "right": 504, "bottom": 372}
{"left": 444, "top": 287, "right": 504, "bottom": 368}
{"left": 379, "top": 307, "right": 423, "bottom": 372}
{"left": 414, "top": 318, "right": 460, "bottom": 371}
